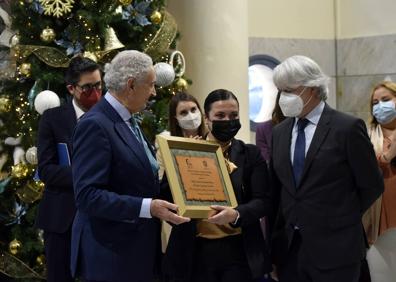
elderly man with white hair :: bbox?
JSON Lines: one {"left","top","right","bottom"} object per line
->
{"left": 270, "top": 55, "right": 383, "bottom": 282}
{"left": 70, "top": 50, "right": 190, "bottom": 282}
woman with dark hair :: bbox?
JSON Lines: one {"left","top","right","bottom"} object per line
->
{"left": 363, "top": 81, "right": 396, "bottom": 245}
{"left": 156, "top": 91, "right": 206, "bottom": 180}
{"left": 162, "top": 89, "right": 272, "bottom": 282}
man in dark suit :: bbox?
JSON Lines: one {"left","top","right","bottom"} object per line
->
{"left": 35, "top": 57, "right": 102, "bottom": 282}
{"left": 70, "top": 50, "right": 190, "bottom": 282}
{"left": 270, "top": 55, "right": 384, "bottom": 282}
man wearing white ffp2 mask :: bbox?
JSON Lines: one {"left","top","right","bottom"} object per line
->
{"left": 279, "top": 87, "right": 314, "bottom": 117}
{"left": 270, "top": 55, "right": 383, "bottom": 282}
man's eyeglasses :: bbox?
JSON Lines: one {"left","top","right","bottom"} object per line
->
{"left": 76, "top": 81, "right": 102, "bottom": 92}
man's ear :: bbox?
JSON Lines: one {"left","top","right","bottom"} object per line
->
{"left": 66, "top": 85, "right": 75, "bottom": 95}
{"left": 127, "top": 77, "right": 135, "bottom": 90}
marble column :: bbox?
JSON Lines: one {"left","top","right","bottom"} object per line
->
{"left": 167, "top": 0, "right": 250, "bottom": 142}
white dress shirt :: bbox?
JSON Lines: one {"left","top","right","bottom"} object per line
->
{"left": 290, "top": 101, "right": 325, "bottom": 163}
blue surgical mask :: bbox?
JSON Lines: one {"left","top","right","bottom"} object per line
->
{"left": 372, "top": 100, "right": 396, "bottom": 124}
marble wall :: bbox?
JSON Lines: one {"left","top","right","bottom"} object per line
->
{"left": 249, "top": 34, "right": 396, "bottom": 125}
{"left": 336, "top": 34, "right": 396, "bottom": 123}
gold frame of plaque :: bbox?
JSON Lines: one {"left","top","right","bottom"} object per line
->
{"left": 157, "top": 135, "right": 237, "bottom": 218}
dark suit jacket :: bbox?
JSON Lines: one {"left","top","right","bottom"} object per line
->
{"left": 270, "top": 104, "right": 384, "bottom": 269}
{"left": 70, "top": 98, "right": 160, "bottom": 282}
{"left": 256, "top": 120, "right": 273, "bottom": 162}
{"left": 162, "top": 139, "right": 272, "bottom": 280}
{"left": 35, "top": 102, "right": 77, "bottom": 233}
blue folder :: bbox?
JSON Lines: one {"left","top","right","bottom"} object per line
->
{"left": 33, "top": 143, "right": 70, "bottom": 181}
{"left": 57, "top": 143, "right": 71, "bottom": 166}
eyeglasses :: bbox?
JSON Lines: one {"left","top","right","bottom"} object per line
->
{"left": 76, "top": 81, "right": 102, "bottom": 92}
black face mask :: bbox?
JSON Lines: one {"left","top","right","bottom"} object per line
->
{"left": 210, "top": 119, "right": 241, "bottom": 142}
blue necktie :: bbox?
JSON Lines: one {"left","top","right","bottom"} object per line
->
{"left": 129, "top": 117, "right": 144, "bottom": 144}
{"left": 293, "top": 118, "right": 309, "bottom": 187}
{"left": 129, "top": 117, "right": 159, "bottom": 176}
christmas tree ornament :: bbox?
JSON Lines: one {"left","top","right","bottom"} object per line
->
{"left": 119, "top": 0, "right": 132, "bottom": 6}
{"left": 169, "top": 50, "right": 186, "bottom": 77}
{"left": 10, "top": 34, "right": 20, "bottom": 47}
{"left": 16, "top": 180, "right": 45, "bottom": 203}
{"left": 154, "top": 62, "right": 175, "bottom": 87}
{"left": 40, "top": 27, "right": 56, "bottom": 42}
{"left": 0, "top": 96, "right": 11, "bottom": 112}
{"left": 83, "top": 51, "right": 98, "bottom": 62}
{"left": 8, "top": 239, "right": 21, "bottom": 255}
{"left": 11, "top": 163, "right": 29, "bottom": 179}
{"left": 114, "top": 5, "right": 123, "bottom": 15}
{"left": 19, "top": 63, "right": 31, "bottom": 77}
{"left": 174, "top": 77, "right": 188, "bottom": 91}
{"left": 103, "top": 27, "right": 125, "bottom": 51}
{"left": 4, "top": 136, "right": 21, "bottom": 146}
{"left": 36, "top": 254, "right": 45, "bottom": 266}
{"left": 150, "top": 11, "right": 162, "bottom": 25}
{"left": 34, "top": 90, "right": 60, "bottom": 115}
{"left": 25, "top": 147, "right": 37, "bottom": 165}
{"left": 39, "top": 0, "right": 75, "bottom": 18}
{"left": 13, "top": 147, "right": 26, "bottom": 166}
{"left": 0, "top": 6, "right": 13, "bottom": 48}
{"left": 28, "top": 80, "right": 42, "bottom": 109}
{"left": 144, "top": 11, "right": 177, "bottom": 61}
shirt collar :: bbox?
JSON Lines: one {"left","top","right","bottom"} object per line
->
{"left": 296, "top": 101, "right": 325, "bottom": 126}
{"left": 72, "top": 98, "right": 85, "bottom": 120}
{"left": 104, "top": 92, "right": 132, "bottom": 122}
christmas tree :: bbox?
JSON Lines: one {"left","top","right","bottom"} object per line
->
{"left": 0, "top": 0, "right": 187, "bottom": 280}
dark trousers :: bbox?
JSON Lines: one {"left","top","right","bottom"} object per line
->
{"left": 278, "top": 231, "right": 361, "bottom": 282}
{"left": 191, "top": 235, "right": 254, "bottom": 282}
{"left": 44, "top": 228, "right": 74, "bottom": 282}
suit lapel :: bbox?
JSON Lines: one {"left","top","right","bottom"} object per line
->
{"left": 279, "top": 118, "right": 296, "bottom": 193}
{"left": 298, "top": 104, "right": 332, "bottom": 190}
{"left": 114, "top": 122, "right": 151, "bottom": 171}
{"left": 99, "top": 98, "right": 152, "bottom": 171}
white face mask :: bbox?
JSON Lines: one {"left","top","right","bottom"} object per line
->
{"left": 279, "top": 87, "right": 311, "bottom": 117}
{"left": 177, "top": 111, "right": 202, "bottom": 130}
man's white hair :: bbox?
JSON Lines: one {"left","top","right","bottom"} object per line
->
{"left": 273, "top": 55, "right": 330, "bottom": 100}
{"left": 104, "top": 50, "right": 153, "bottom": 92}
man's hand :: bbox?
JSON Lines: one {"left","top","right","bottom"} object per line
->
{"left": 150, "top": 199, "right": 190, "bottom": 225}
{"left": 207, "top": 205, "right": 238, "bottom": 225}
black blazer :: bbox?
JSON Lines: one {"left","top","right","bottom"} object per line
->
{"left": 35, "top": 102, "right": 77, "bottom": 233}
{"left": 162, "top": 139, "right": 272, "bottom": 280}
{"left": 270, "top": 104, "right": 384, "bottom": 269}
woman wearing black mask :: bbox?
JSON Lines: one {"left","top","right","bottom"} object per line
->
{"left": 162, "top": 89, "right": 272, "bottom": 282}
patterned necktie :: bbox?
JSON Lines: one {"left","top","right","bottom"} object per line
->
{"left": 129, "top": 117, "right": 143, "bottom": 144}
{"left": 128, "top": 116, "right": 159, "bottom": 176}
{"left": 293, "top": 118, "right": 309, "bottom": 187}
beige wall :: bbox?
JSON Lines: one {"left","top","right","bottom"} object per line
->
{"left": 336, "top": 0, "right": 396, "bottom": 38}
{"left": 167, "top": 0, "right": 251, "bottom": 142}
{"left": 248, "top": 0, "right": 335, "bottom": 39}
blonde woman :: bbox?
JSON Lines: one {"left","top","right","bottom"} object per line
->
{"left": 364, "top": 81, "right": 396, "bottom": 244}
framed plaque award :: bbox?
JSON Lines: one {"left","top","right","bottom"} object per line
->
{"left": 157, "top": 135, "right": 237, "bottom": 218}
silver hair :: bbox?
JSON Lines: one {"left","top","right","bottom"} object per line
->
{"left": 104, "top": 50, "right": 153, "bottom": 92}
{"left": 273, "top": 55, "right": 330, "bottom": 100}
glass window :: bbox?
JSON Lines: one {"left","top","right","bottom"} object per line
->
{"left": 248, "top": 55, "right": 280, "bottom": 131}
